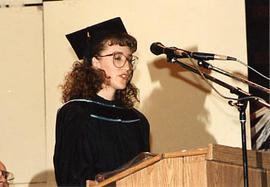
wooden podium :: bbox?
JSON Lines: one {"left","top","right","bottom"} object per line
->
{"left": 86, "top": 144, "right": 270, "bottom": 187}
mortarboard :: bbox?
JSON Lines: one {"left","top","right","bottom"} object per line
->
{"left": 66, "top": 17, "right": 127, "bottom": 60}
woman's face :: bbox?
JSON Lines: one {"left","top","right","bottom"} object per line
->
{"left": 92, "top": 43, "right": 132, "bottom": 93}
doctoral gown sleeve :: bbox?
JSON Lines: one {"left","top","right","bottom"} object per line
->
{"left": 53, "top": 103, "right": 97, "bottom": 186}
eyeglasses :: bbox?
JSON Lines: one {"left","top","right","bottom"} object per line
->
{"left": 96, "top": 52, "right": 138, "bottom": 70}
{"left": 0, "top": 169, "right": 14, "bottom": 182}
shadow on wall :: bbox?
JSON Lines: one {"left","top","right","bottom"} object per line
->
{"left": 142, "top": 57, "right": 217, "bottom": 153}
{"left": 28, "top": 170, "right": 56, "bottom": 187}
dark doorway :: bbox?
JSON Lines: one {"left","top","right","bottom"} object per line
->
{"left": 245, "top": 0, "right": 269, "bottom": 150}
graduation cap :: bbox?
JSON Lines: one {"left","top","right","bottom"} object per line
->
{"left": 66, "top": 17, "right": 127, "bottom": 60}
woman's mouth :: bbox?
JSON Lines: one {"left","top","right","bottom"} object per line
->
{"left": 120, "top": 74, "right": 129, "bottom": 80}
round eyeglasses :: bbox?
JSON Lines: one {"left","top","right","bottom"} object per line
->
{"left": 0, "top": 169, "right": 14, "bottom": 182}
{"left": 96, "top": 52, "right": 138, "bottom": 70}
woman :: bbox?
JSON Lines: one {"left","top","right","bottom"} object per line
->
{"left": 53, "top": 17, "right": 150, "bottom": 186}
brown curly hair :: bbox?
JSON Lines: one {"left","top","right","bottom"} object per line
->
{"left": 60, "top": 32, "right": 140, "bottom": 108}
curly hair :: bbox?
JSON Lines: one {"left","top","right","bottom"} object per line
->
{"left": 60, "top": 33, "right": 140, "bottom": 108}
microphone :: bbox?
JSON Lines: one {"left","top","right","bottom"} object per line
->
{"left": 150, "top": 42, "right": 237, "bottom": 61}
{"left": 150, "top": 42, "right": 188, "bottom": 58}
{"left": 190, "top": 52, "right": 237, "bottom": 61}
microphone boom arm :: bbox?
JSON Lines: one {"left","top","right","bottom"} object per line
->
{"left": 170, "top": 57, "right": 270, "bottom": 108}
{"left": 197, "top": 60, "right": 270, "bottom": 94}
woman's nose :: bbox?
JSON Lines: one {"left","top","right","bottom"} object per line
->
{"left": 122, "top": 60, "right": 131, "bottom": 71}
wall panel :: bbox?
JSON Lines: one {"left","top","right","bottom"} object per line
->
{"left": 0, "top": 6, "right": 46, "bottom": 186}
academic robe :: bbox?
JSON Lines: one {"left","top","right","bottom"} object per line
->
{"left": 53, "top": 95, "right": 150, "bottom": 186}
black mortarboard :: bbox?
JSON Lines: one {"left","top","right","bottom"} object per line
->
{"left": 66, "top": 17, "right": 127, "bottom": 60}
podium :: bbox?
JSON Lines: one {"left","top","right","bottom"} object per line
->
{"left": 86, "top": 144, "right": 270, "bottom": 187}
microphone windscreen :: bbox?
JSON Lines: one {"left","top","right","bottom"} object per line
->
{"left": 150, "top": 42, "right": 164, "bottom": 55}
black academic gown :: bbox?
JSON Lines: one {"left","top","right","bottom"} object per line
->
{"left": 53, "top": 95, "right": 150, "bottom": 186}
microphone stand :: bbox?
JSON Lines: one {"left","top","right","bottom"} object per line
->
{"left": 238, "top": 97, "right": 249, "bottom": 187}
{"left": 167, "top": 56, "right": 270, "bottom": 187}
{"left": 195, "top": 59, "right": 270, "bottom": 187}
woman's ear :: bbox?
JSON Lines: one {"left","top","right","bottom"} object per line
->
{"left": 91, "top": 56, "right": 101, "bottom": 69}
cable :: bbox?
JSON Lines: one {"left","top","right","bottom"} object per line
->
{"left": 236, "top": 59, "right": 270, "bottom": 81}
{"left": 186, "top": 56, "right": 239, "bottom": 100}
{"left": 184, "top": 55, "right": 268, "bottom": 104}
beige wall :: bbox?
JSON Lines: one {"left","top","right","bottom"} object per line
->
{"left": 0, "top": 0, "right": 250, "bottom": 186}
{"left": 0, "top": 5, "right": 46, "bottom": 186}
